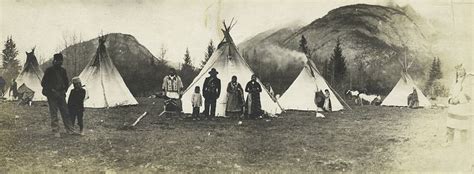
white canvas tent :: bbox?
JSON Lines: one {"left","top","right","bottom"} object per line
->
{"left": 381, "top": 49, "right": 431, "bottom": 107}
{"left": 279, "top": 59, "right": 347, "bottom": 111}
{"left": 181, "top": 21, "right": 282, "bottom": 116}
{"left": 6, "top": 48, "right": 46, "bottom": 101}
{"left": 67, "top": 35, "right": 138, "bottom": 108}
{"left": 381, "top": 72, "right": 431, "bottom": 107}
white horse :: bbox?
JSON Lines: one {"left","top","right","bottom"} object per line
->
{"left": 345, "top": 90, "right": 360, "bottom": 104}
{"left": 358, "top": 93, "right": 381, "bottom": 105}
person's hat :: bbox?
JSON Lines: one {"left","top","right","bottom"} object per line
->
{"left": 72, "top": 77, "right": 81, "bottom": 84}
{"left": 209, "top": 68, "right": 218, "bottom": 75}
{"left": 53, "top": 53, "right": 64, "bottom": 61}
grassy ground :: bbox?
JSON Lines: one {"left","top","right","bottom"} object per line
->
{"left": 0, "top": 98, "right": 472, "bottom": 173}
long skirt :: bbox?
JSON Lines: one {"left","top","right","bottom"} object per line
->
{"left": 226, "top": 92, "right": 244, "bottom": 113}
{"left": 245, "top": 93, "right": 262, "bottom": 117}
{"left": 447, "top": 103, "right": 473, "bottom": 130}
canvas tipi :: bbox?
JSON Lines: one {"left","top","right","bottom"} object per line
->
{"left": 381, "top": 51, "right": 431, "bottom": 107}
{"left": 279, "top": 59, "right": 347, "bottom": 111}
{"left": 181, "top": 21, "right": 282, "bottom": 116}
{"left": 67, "top": 35, "right": 138, "bottom": 108}
{"left": 381, "top": 72, "right": 431, "bottom": 107}
{"left": 6, "top": 48, "right": 46, "bottom": 101}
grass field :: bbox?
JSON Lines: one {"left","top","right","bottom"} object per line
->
{"left": 0, "top": 98, "right": 472, "bottom": 173}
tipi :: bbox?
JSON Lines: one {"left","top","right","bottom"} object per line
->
{"left": 381, "top": 72, "right": 431, "bottom": 107}
{"left": 67, "top": 35, "right": 138, "bottom": 108}
{"left": 6, "top": 48, "right": 46, "bottom": 101}
{"left": 381, "top": 52, "right": 431, "bottom": 107}
{"left": 279, "top": 59, "right": 347, "bottom": 111}
{"left": 181, "top": 21, "right": 282, "bottom": 116}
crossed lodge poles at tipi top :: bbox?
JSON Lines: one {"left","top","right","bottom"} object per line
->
{"left": 6, "top": 48, "right": 46, "bottom": 101}
{"left": 278, "top": 58, "right": 349, "bottom": 111}
{"left": 66, "top": 35, "right": 138, "bottom": 108}
{"left": 181, "top": 21, "right": 282, "bottom": 116}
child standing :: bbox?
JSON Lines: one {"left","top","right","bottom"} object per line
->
{"left": 191, "top": 86, "right": 202, "bottom": 120}
{"left": 68, "top": 77, "right": 86, "bottom": 135}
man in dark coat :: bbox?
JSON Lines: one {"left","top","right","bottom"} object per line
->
{"left": 41, "top": 53, "right": 77, "bottom": 137}
{"left": 202, "top": 68, "right": 221, "bottom": 119}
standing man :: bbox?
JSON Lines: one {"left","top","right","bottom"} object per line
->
{"left": 41, "top": 53, "right": 77, "bottom": 137}
{"left": 202, "top": 68, "right": 221, "bottom": 119}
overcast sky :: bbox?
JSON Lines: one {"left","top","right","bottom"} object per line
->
{"left": 0, "top": 0, "right": 472, "bottom": 67}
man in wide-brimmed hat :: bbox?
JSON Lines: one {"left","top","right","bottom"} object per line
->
{"left": 202, "top": 68, "right": 221, "bottom": 119}
{"left": 41, "top": 53, "right": 78, "bottom": 137}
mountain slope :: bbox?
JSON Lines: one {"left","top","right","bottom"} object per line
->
{"left": 239, "top": 4, "right": 436, "bottom": 94}
{"left": 41, "top": 33, "right": 170, "bottom": 96}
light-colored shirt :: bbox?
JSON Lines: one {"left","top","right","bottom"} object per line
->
{"left": 192, "top": 93, "right": 202, "bottom": 107}
{"left": 162, "top": 75, "right": 183, "bottom": 93}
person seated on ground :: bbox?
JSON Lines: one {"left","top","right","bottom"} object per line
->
{"left": 323, "top": 89, "right": 332, "bottom": 112}
{"left": 226, "top": 76, "right": 245, "bottom": 119}
{"left": 191, "top": 86, "right": 202, "bottom": 120}
{"left": 314, "top": 90, "right": 326, "bottom": 117}
{"left": 264, "top": 82, "right": 275, "bottom": 98}
{"left": 17, "top": 84, "right": 34, "bottom": 106}
{"left": 407, "top": 88, "right": 419, "bottom": 108}
{"left": 162, "top": 68, "right": 184, "bottom": 113}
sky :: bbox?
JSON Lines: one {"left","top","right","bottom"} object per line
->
{"left": 0, "top": 0, "right": 472, "bottom": 68}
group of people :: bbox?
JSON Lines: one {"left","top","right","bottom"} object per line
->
{"left": 161, "top": 67, "right": 264, "bottom": 120}
{"left": 41, "top": 53, "right": 86, "bottom": 137}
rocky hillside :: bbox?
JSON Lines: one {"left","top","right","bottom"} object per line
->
{"left": 239, "top": 4, "right": 437, "bottom": 94}
{"left": 41, "top": 33, "right": 171, "bottom": 96}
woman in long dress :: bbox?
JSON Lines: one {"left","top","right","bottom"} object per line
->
{"left": 245, "top": 74, "right": 262, "bottom": 118}
{"left": 226, "top": 76, "right": 244, "bottom": 118}
{"left": 445, "top": 65, "right": 473, "bottom": 145}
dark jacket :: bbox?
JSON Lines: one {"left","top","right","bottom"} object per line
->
{"left": 245, "top": 80, "right": 262, "bottom": 94}
{"left": 203, "top": 76, "right": 221, "bottom": 100}
{"left": 41, "top": 66, "right": 69, "bottom": 98}
{"left": 68, "top": 87, "right": 86, "bottom": 112}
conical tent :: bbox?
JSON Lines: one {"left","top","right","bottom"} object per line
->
{"left": 67, "top": 35, "right": 138, "bottom": 108}
{"left": 381, "top": 72, "right": 431, "bottom": 107}
{"left": 279, "top": 59, "right": 346, "bottom": 111}
{"left": 181, "top": 22, "right": 282, "bottom": 116}
{"left": 6, "top": 49, "right": 46, "bottom": 101}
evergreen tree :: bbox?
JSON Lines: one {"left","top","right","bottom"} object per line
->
{"left": 435, "top": 57, "right": 442, "bottom": 79}
{"left": 1, "top": 36, "right": 21, "bottom": 88}
{"left": 323, "top": 59, "right": 329, "bottom": 80}
{"left": 180, "top": 48, "right": 196, "bottom": 88}
{"left": 299, "top": 35, "right": 311, "bottom": 59}
{"left": 357, "top": 60, "right": 366, "bottom": 89}
{"left": 201, "top": 40, "right": 215, "bottom": 69}
{"left": 330, "top": 39, "right": 347, "bottom": 87}
{"left": 425, "top": 57, "right": 445, "bottom": 98}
